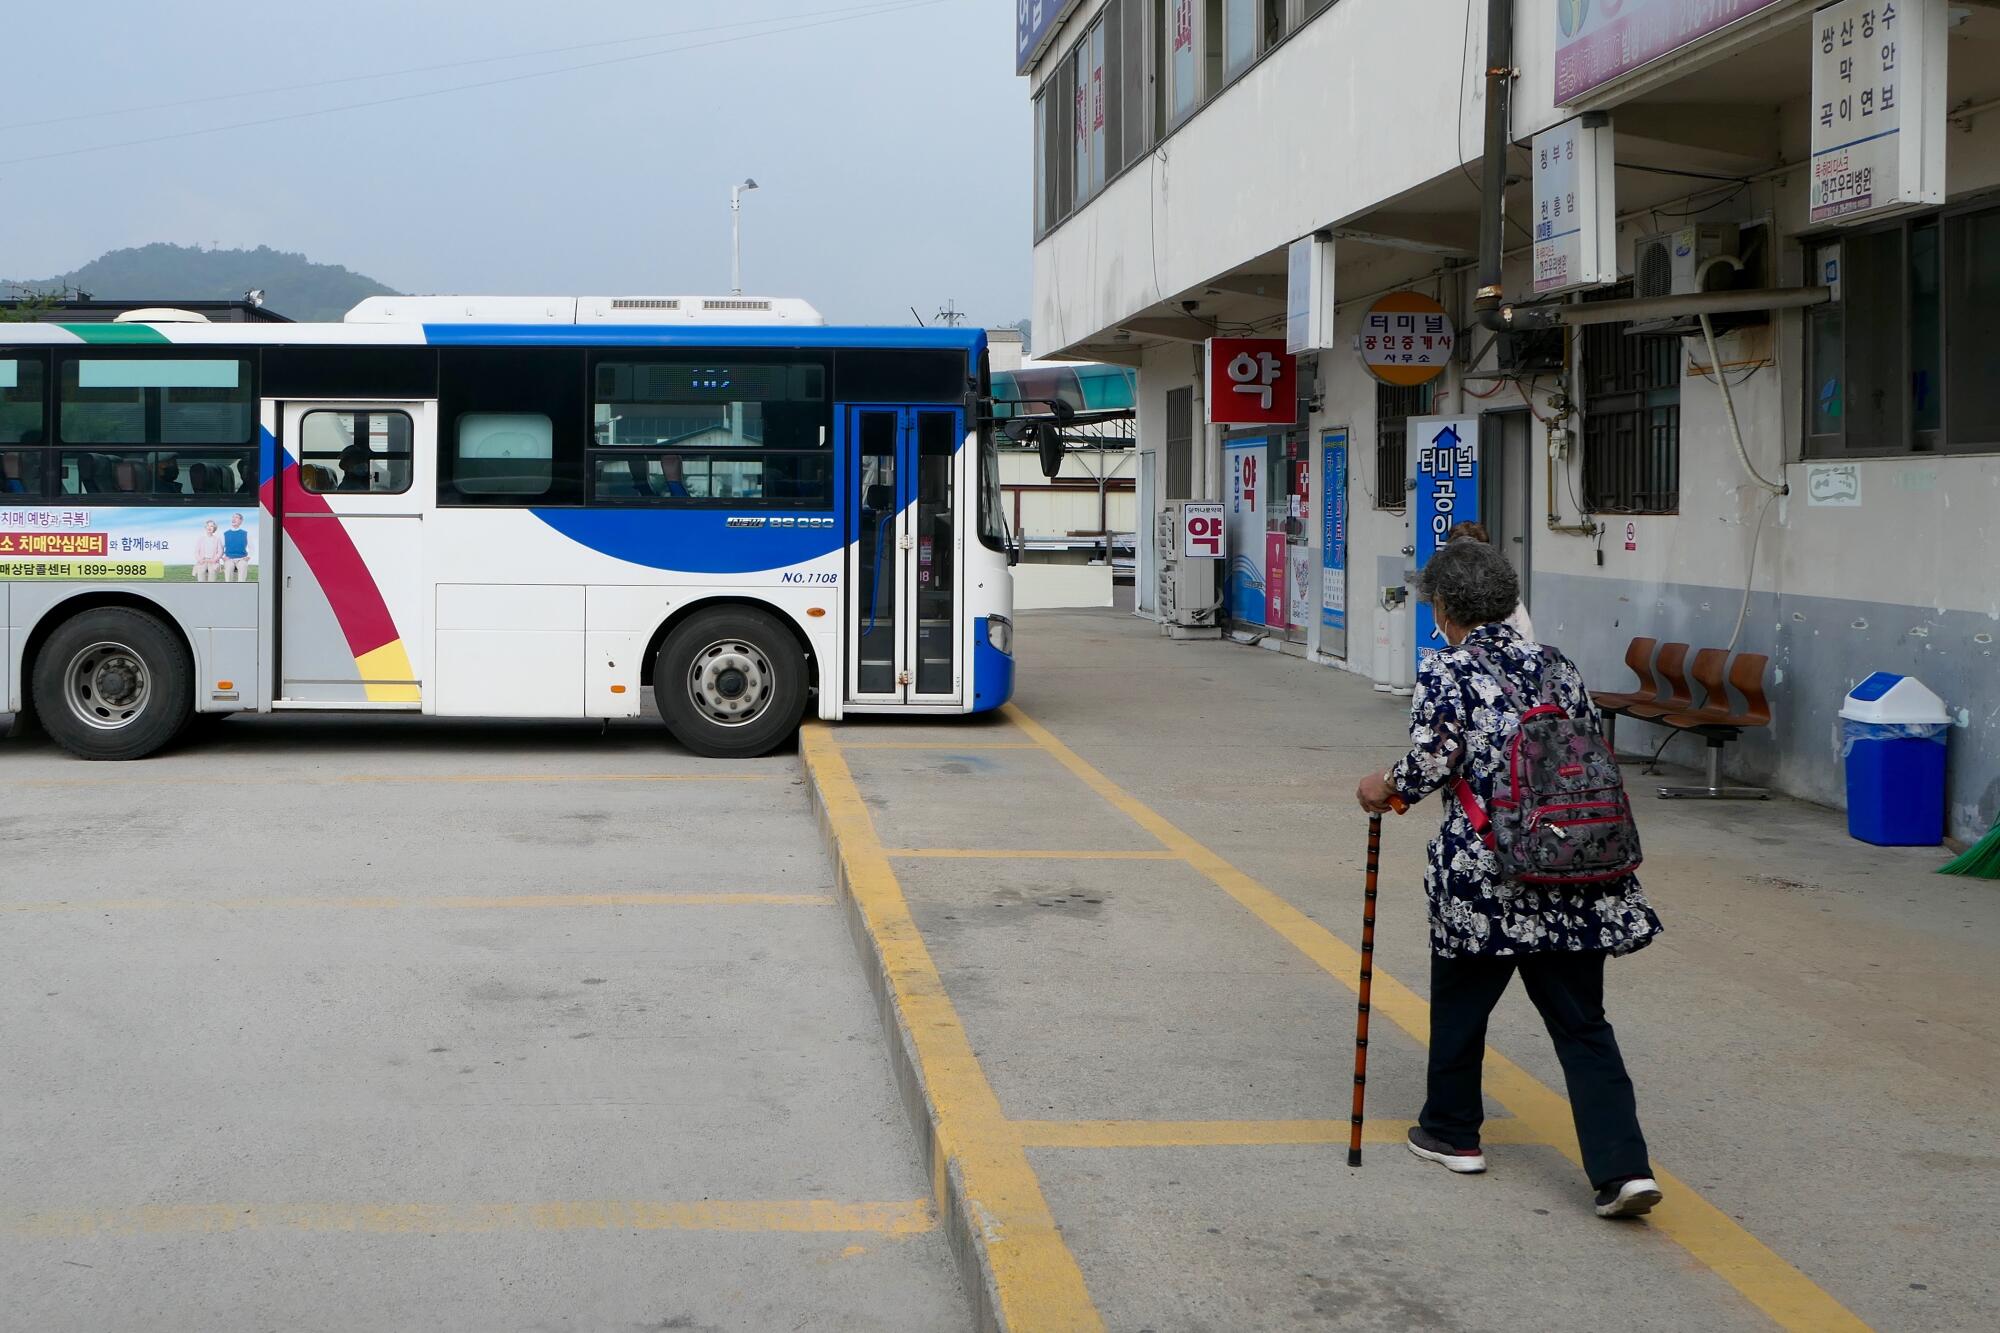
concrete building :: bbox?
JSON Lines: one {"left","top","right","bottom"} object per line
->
{"left": 1021, "top": 0, "right": 2000, "bottom": 841}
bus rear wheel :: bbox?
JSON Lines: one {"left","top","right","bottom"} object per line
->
{"left": 32, "top": 607, "right": 193, "bottom": 761}
{"left": 654, "top": 607, "right": 807, "bottom": 759}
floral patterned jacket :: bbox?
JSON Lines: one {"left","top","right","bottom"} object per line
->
{"left": 1387, "top": 622, "right": 1663, "bottom": 960}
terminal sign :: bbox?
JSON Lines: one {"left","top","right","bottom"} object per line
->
{"left": 1356, "top": 292, "right": 1453, "bottom": 388}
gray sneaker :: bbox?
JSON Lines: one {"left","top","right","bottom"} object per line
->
{"left": 1406, "top": 1126, "right": 1486, "bottom": 1174}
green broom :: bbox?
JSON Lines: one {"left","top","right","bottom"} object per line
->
{"left": 1940, "top": 818, "right": 2000, "bottom": 878}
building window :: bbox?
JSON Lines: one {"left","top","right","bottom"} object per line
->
{"left": 1373, "top": 381, "right": 1431, "bottom": 510}
{"left": 1581, "top": 288, "right": 1681, "bottom": 515}
{"left": 1035, "top": 0, "right": 1156, "bottom": 237}
{"left": 1221, "top": 0, "right": 1256, "bottom": 76}
{"left": 1169, "top": 0, "right": 1198, "bottom": 123}
{"left": 1808, "top": 206, "right": 2000, "bottom": 458}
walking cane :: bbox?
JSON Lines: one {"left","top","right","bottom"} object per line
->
{"left": 1349, "top": 801, "right": 1400, "bottom": 1167}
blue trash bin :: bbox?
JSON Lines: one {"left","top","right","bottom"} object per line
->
{"left": 1840, "top": 673, "right": 1950, "bottom": 847}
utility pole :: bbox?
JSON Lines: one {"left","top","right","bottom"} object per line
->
{"left": 730, "top": 178, "right": 759, "bottom": 295}
{"left": 934, "top": 298, "right": 965, "bottom": 327}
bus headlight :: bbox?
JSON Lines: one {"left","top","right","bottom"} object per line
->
{"left": 985, "top": 615, "right": 1013, "bottom": 656}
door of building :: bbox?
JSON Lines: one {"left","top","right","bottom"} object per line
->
{"left": 1479, "top": 408, "right": 1533, "bottom": 605}
{"left": 272, "top": 401, "right": 429, "bottom": 707}
{"left": 845, "top": 405, "right": 964, "bottom": 706}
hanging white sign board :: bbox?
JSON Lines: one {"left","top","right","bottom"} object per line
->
{"left": 1532, "top": 115, "right": 1618, "bottom": 296}
{"left": 1286, "top": 234, "right": 1336, "bottom": 355}
{"left": 1808, "top": 0, "right": 1945, "bottom": 226}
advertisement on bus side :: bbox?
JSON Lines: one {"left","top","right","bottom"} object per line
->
{"left": 0, "top": 508, "right": 258, "bottom": 582}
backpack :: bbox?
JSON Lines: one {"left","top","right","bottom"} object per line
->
{"left": 1452, "top": 644, "right": 1643, "bottom": 889}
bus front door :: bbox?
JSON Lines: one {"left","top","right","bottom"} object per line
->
{"left": 845, "top": 406, "right": 963, "bottom": 707}
{"left": 272, "top": 401, "right": 431, "bottom": 708}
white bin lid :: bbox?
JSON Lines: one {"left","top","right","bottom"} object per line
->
{"left": 1840, "top": 672, "right": 1950, "bottom": 724}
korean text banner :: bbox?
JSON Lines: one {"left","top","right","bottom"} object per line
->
{"left": 1017, "top": 0, "right": 1081, "bottom": 74}
{"left": 1223, "top": 440, "right": 1268, "bottom": 625}
{"left": 1322, "top": 430, "right": 1348, "bottom": 633}
{"left": 0, "top": 507, "right": 259, "bottom": 582}
{"left": 1555, "top": 0, "right": 1786, "bottom": 103}
{"left": 1408, "top": 417, "right": 1479, "bottom": 665}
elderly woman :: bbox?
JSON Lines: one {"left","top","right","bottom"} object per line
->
{"left": 1355, "top": 539, "right": 1665, "bottom": 1219}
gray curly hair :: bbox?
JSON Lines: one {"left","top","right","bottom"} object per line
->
{"left": 1413, "top": 537, "right": 1519, "bottom": 630}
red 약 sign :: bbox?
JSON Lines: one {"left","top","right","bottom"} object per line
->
{"left": 1205, "top": 337, "right": 1299, "bottom": 427}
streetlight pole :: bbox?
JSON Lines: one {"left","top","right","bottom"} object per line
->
{"left": 730, "top": 178, "right": 759, "bottom": 295}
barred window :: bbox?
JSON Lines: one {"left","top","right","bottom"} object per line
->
{"left": 1373, "top": 380, "right": 1431, "bottom": 510}
{"left": 1582, "top": 289, "right": 1681, "bottom": 515}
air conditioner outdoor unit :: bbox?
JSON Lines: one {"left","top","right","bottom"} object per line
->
{"left": 1631, "top": 226, "right": 1736, "bottom": 300}
{"left": 1155, "top": 506, "right": 1219, "bottom": 639}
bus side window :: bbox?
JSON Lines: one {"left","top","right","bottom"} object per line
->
{"left": 1, "top": 354, "right": 49, "bottom": 498}
{"left": 454, "top": 413, "right": 553, "bottom": 496}
{"left": 438, "top": 347, "right": 584, "bottom": 506}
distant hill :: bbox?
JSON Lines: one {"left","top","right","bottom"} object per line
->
{"left": 6, "top": 243, "right": 401, "bottom": 322}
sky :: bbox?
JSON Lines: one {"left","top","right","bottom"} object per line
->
{"left": 0, "top": 0, "right": 1030, "bottom": 327}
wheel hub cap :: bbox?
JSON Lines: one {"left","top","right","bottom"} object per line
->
{"left": 688, "top": 639, "right": 774, "bottom": 727}
{"left": 66, "top": 642, "right": 152, "bottom": 731}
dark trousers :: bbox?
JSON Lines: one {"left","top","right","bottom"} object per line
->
{"left": 1420, "top": 949, "right": 1652, "bottom": 1189}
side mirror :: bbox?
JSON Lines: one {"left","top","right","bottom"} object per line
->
{"left": 1033, "top": 423, "right": 1066, "bottom": 480}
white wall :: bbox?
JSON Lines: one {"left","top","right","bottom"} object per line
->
{"left": 1030, "top": 0, "right": 1568, "bottom": 353}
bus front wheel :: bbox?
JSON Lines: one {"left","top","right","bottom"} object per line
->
{"left": 31, "top": 607, "right": 194, "bottom": 761}
{"left": 654, "top": 607, "right": 807, "bottom": 759}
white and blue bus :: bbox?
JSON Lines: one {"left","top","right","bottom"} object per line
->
{"left": 0, "top": 297, "right": 1015, "bottom": 759}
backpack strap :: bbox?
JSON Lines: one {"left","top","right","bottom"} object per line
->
{"left": 1454, "top": 776, "right": 1496, "bottom": 849}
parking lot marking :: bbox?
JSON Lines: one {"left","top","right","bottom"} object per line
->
{"left": 16, "top": 772, "right": 773, "bottom": 788}
{"left": 803, "top": 725, "right": 1106, "bottom": 1333}
{"left": 0, "top": 892, "right": 832, "bottom": 914}
{"left": 1002, "top": 703, "right": 1871, "bottom": 1333}
{"left": 883, "top": 848, "right": 1179, "bottom": 861}
{"left": 4, "top": 1199, "right": 934, "bottom": 1239}
{"left": 1012, "top": 1119, "right": 1547, "bottom": 1150}
{"left": 841, "top": 742, "right": 1044, "bottom": 751}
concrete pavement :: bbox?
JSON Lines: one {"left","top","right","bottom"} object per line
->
{"left": 1, "top": 713, "right": 968, "bottom": 1332}
{"left": 806, "top": 608, "right": 1999, "bottom": 1332}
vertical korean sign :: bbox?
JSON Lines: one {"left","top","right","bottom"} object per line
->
{"left": 1223, "top": 440, "right": 1268, "bottom": 625}
{"left": 1809, "top": 0, "right": 1944, "bottom": 225}
{"left": 1321, "top": 428, "right": 1349, "bottom": 647}
{"left": 1409, "top": 416, "right": 1479, "bottom": 663}
{"left": 1532, "top": 116, "right": 1617, "bottom": 296}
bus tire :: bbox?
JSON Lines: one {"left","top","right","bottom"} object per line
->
{"left": 654, "top": 607, "right": 807, "bottom": 759}
{"left": 31, "top": 607, "right": 194, "bottom": 761}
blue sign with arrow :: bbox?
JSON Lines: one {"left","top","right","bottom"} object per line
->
{"left": 1410, "top": 416, "right": 1480, "bottom": 668}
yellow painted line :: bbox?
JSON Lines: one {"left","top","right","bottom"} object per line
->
{"left": 16, "top": 772, "right": 772, "bottom": 788}
{"left": 0, "top": 892, "right": 831, "bottom": 915}
{"left": 4, "top": 1198, "right": 933, "bottom": 1239}
{"left": 1013, "top": 1118, "right": 1549, "bottom": 1150}
{"left": 1003, "top": 703, "right": 1870, "bottom": 1333}
{"left": 840, "top": 741, "right": 1043, "bottom": 751}
{"left": 883, "top": 848, "right": 1179, "bottom": 861}
{"left": 803, "top": 724, "right": 1104, "bottom": 1332}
